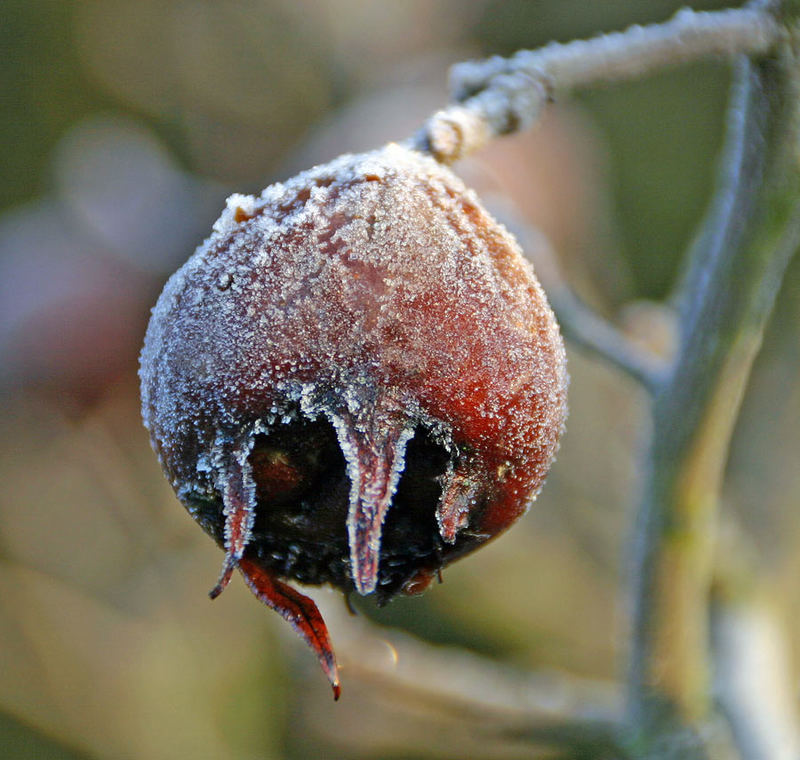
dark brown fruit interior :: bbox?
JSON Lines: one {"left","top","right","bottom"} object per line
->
{"left": 246, "top": 413, "right": 453, "bottom": 602}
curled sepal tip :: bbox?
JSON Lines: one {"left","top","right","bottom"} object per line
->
{"left": 238, "top": 557, "right": 341, "bottom": 700}
{"left": 436, "top": 459, "right": 484, "bottom": 544}
{"left": 208, "top": 557, "right": 235, "bottom": 600}
{"left": 208, "top": 446, "right": 258, "bottom": 599}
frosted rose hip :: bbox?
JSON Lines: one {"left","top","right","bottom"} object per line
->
{"left": 139, "top": 143, "right": 567, "bottom": 697}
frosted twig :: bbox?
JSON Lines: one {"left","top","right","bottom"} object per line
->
{"left": 412, "top": 4, "right": 781, "bottom": 162}
{"left": 524, "top": 228, "right": 668, "bottom": 391}
{"left": 550, "top": 287, "right": 667, "bottom": 392}
{"left": 628, "top": 45, "right": 800, "bottom": 728}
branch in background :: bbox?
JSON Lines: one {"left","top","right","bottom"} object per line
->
{"left": 519, "top": 226, "right": 668, "bottom": 391}
{"left": 411, "top": 4, "right": 782, "bottom": 163}
{"left": 550, "top": 287, "right": 667, "bottom": 391}
{"left": 315, "top": 597, "right": 625, "bottom": 756}
{"left": 628, "top": 39, "right": 800, "bottom": 737}
{"left": 711, "top": 524, "right": 800, "bottom": 760}
{"left": 549, "top": 285, "right": 667, "bottom": 391}
{"left": 711, "top": 601, "right": 800, "bottom": 760}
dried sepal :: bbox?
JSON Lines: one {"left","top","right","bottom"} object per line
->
{"left": 238, "top": 557, "right": 340, "bottom": 699}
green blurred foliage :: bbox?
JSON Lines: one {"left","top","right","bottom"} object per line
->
{"left": 0, "top": 711, "right": 89, "bottom": 760}
{"left": 1, "top": 0, "right": 113, "bottom": 210}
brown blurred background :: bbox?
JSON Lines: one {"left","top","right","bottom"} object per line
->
{"left": 2, "top": 1, "right": 799, "bottom": 757}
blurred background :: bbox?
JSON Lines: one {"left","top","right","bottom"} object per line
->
{"left": 2, "top": 0, "right": 799, "bottom": 757}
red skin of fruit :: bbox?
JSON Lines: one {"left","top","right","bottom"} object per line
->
{"left": 139, "top": 143, "right": 567, "bottom": 698}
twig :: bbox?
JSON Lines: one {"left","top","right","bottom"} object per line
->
{"left": 411, "top": 4, "right": 782, "bottom": 162}
{"left": 712, "top": 601, "right": 800, "bottom": 760}
{"left": 627, "top": 39, "right": 800, "bottom": 736}
{"left": 313, "top": 597, "right": 625, "bottom": 755}
{"left": 711, "top": 534, "right": 800, "bottom": 760}
{"left": 520, "top": 226, "right": 668, "bottom": 390}
{"left": 712, "top": 604, "right": 800, "bottom": 759}
{"left": 550, "top": 286, "right": 667, "bottom": 391}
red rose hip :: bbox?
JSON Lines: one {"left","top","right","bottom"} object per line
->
{"left": 139, "top": 143, "right": 568, "bottom": 698}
